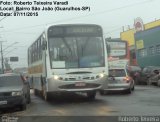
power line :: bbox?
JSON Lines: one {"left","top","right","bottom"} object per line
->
{"left": 3, "top": 45, "right": 26, "bottom": 47}
{"left": 0, "top": 16, "right": 8, "bottom": 22}
{"left": 0, "top": 41, "right": 7, "bottom": 73}
{"left": 0, "top": 31, "right": 39, "bottom": 35}
{"left": 3, "top": 0, "right": 156, "bottom": 33}
{"left": 3, "top": 24, "right": 45, "bottom": 33}
{"left": 104, "top": 27, "right": 122, "bottom": 35}
{"left": 0, "top": 10, "right": 17, "bottom": 22}
{"left": 45, "top": 0, "right": 155, "bottom": 25}
{"left": 3, "top": 48, "right": 17, "bottom": 56}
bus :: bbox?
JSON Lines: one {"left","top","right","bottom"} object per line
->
{"left": 105, "top": 39, "right": 130, "bottom": 61}
{"left": 105, "top": 39, "right": 130, "bottom": 72}
{"left": 28, "top": 24, "right": 108, "bottom": 101}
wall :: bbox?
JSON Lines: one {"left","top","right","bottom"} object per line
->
{"left": 120, "top": 29, "right": 135, "bottom": 46}
{"left": 120, "top": 19, "right": 160, "bottom": 46}
{"left": 134, "top": 26, "right": 160, "bottom": 67}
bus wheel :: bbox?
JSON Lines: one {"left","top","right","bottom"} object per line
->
{"left": 43, "top": 88, "right": 51, "bottom": 101}
{"left": 147, "top": 79, "right": 151, "bottom": 85}
{"left": 34, "top": 89, "right": 38, "bottom": 96}
{"left": 43, "top": 89, "right": 48, "bottom": 101}
{"left": 158, "top": 80, "right": 160, "bottom": 87}
{"left": 87, "top": 91, "right": 96, "bottom": 100}
{"left": 99, "top": 90, "right": 105, "bottom": 95}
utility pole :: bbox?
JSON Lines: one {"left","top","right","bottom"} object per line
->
{"left": 0, "top": 41, "right": 18, "bottom": 73}
{"left": 0, "top": 41, "right": 5, "bottom": 73}
{"left": 0, "top": 26, "right": 4, "bottom": 73}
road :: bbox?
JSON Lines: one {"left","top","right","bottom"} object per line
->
{"left": 1, "top": 85, "right": 160, "bottom": 116}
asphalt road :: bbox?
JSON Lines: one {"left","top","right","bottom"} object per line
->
{"left": 1, "top": 85, "right": 160, "bottom": 116}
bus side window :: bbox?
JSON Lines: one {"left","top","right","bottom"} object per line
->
{"left": 42, "top": 40, "right": 47, "bottom": 50}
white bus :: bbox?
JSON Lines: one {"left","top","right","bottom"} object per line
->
{"left": 28, "top": 24, "right": 108, "bottom": 100}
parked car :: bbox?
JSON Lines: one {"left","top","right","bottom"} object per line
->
{"left": 137, "top": 66, "right": 160, "bottom": 85}
{"left": 128, "top": 66, "right": 142, "bottom": 85}
{"left": 148, "top": 69, "right": 160, "bottom": 85}
{"left": 157, "top": 79, "right": 160, "bottom": 87}
{"left": 0, "top": 73, "right": 30, "bottom": 111}
{"left": 100, "top": 68, "right": 135, "bottom": 95}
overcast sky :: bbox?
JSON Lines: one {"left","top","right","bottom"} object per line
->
{"left": 0, "top": 0, "right": 160, "bottom": 69}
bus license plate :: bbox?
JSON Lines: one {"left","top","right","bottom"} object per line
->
{"left": 0, "top": 101, "right": 7, "bottom": 105}
{"left": 75, "top": 82, "right": 86, "bottom": 87}
{"left": 109, "top": 80, "right": 117, "bottom": 84}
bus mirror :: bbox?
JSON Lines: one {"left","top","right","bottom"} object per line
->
{"left": 106, "top": 44, "right": 110, "bottom": 54}
{"left": 42, "top": 41, "right": 47, "bottom": 50}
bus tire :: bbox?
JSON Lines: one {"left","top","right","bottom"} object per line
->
{"left": 99, "top": 90, "right": 105, "bottom": 95}
{"left": 43, "top": 89, "right": 50, "bottom": 101}
{"left": 158, "top": 80, "right": 160, "bottom": 87}
{"left": 34, "top": 89, "right": 38, "bottom": 96}
{"left": 87, "top": 91, "right": 96, "bottom": 100}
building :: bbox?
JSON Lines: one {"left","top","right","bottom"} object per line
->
{"left": 135, "top": 26, "right": 160, "bottom": 67}
{"left": 120, "top": 18, "right": 160, "bottom": 67}
{"left": 120, "top": 29, "right": 136, "bottom": 65}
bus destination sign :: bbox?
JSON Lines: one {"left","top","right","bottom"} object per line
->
{"left": 48, "top": 25, "right": 102, "bottom": 37}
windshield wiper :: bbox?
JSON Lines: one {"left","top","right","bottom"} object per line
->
{"left": 80, "top": 37, "right": 90, "bottom": 56}
{"left": 66, "top": 71, "right": 92, "bottom": 74}
{"left": 62, "top": 38, "right": 73, "bottom": 57}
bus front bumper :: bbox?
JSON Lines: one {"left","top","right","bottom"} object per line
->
{"left": 47, "top": 76, "right": 107, "bottom": 92}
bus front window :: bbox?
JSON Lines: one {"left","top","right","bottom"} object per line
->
{"left": 48, "top": 37, "right": 104, "bottom": 68}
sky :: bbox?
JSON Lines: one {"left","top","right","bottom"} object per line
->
{"left": 0, "top": 0, "right": 160, "bottom": 69}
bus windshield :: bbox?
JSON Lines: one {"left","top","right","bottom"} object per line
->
{"left": 48, "top": 36, "right": 104, "bottom": 68}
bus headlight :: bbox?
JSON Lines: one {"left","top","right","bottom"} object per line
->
{"left": 96, "top": 73, "right": 105, "bottom": 79}
{"left": 99, "top": 73, "right": 104, "bottom": 78}
{"left": 12, "top": 91, "right": 23, "bottom": 96}
{"left": 53, "top": 75, "right": 63, "bottom": 80}
{"left": 53, "top": 75, "right": 59, "bottom": 80}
